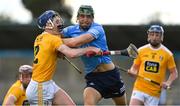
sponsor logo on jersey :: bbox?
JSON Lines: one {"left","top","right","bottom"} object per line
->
{"left": 144, "top": 61, "right": 159, "bottom": 73}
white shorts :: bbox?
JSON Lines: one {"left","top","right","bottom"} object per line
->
{"left": 26, "top": 79, "right": 60, "bottom": 104}
{"left": 131, "top": 90, "right": 159, "bottom": 106}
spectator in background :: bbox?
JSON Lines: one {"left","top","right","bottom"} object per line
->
{"left": 3, "top": 65, "right": 32, "bottom": 106}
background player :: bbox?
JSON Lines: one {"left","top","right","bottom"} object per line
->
{"left": 128, "top": 25, "right": 178, "bottom": 106}
{"left": 3, "top": 65, "right": 32, "bottom": 106}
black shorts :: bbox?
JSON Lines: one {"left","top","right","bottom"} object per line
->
{"left": 85, "top": 67, "right": 125, "bottom": 99}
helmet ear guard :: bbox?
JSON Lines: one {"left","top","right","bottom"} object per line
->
{"left": 161, "top": 34, "right": 164, "bottom": 42}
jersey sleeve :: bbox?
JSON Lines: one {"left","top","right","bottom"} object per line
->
{"left": 167, "top": 54, "right": 176, "bottom": 70}
{"left": 87, "top": 26, "right": 104, "bottom": 39}
{"left": 62, "top": 27, "right": 71, "bottom": 37}
{"left": 133, "top": 49, "right": 141, "bottom": 65}
{"left": 8, "top": 87, "right": 22, "bottom": 100}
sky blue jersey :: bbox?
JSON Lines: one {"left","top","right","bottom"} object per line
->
{"left": 62, "top": 22, "right": 112, "bottom": 74}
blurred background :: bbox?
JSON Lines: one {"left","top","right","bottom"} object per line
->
{"left": 0, "top": 0, "right": 180, "bottom": 105}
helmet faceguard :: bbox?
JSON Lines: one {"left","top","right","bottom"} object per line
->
{"left": 37, "top": 10, "right": 64, "bottom": 30}
{"left": 77, "top": 5, "right": 94, "bottom": 18}
{"left": 147, "top": 25, "right": 164, "bottom": 42}
{"left": 147, "top": 25, "right": 164, "bottom": 35}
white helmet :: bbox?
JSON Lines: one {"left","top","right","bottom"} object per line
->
{"left": 19, "top": 65, "right": 32, "bottom": 73}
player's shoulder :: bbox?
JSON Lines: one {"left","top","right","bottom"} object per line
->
{"left": 35, "top": 33, "right": 43, "bottom": 39}
{"left": 91, "top": 22, "right": 103, "bottom": 28}
{"left": 35, "top": 32, "right": 46, "bottom": 41}
{"left": 160, "top": 44, "right": 173, "bottom": 56}
{"left": 64, "top": 24, "right": 78, "bottom": 30}
{"left": 138, "top": 44, "right": 150, "bottom": 51}
{"left": 89, "top": 22, "right": 104, "bottom": 33}
{"left": 14, "top": 80, "right": 23, "bottom": 87}
{"left": 62, "top": 24, "right": 78, "bottom": 35}
{"left": 10, "top": 80, "right": 24, "bottom": 91}
{"left": 93, "top": 22, "right": 102, "bottom": 26}
{"left": 42, "top": 32, "right": 61, "bottom": 40}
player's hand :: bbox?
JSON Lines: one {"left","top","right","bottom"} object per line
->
{"left": 127, "top": 43, "right": 138, "bottom": 59}
{"left": 127, "top": 69, "right": 137, "bottom": 77}
{"left": 127, "top": 69, "right": 132, "bottom": 75}
{"left": 86, "top": 51, "right": 96, "bottom": 57}
{"left": 161, "top": 82, "right": 171, "bottom": 89}
{"left": 86, "top": 47, "right": 102, "bottom": 57}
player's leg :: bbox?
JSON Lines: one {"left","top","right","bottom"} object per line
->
{"left": 112, "top": 93, "right": 127, "bottom": 105}
{"left": 83, "top": 72, "right": 103, "bottom": 105}
{"left": 129, "top": 90, "right": 159, "bottom": 106}
{"left": 109, "top": 67, "right": 127, "bottom": 105}
{"left": 47, "top": 80, "right": 75, "bottom": 105}
{"left": 53, "top": 88, "right": 76, "bottom": 105}
{"left": 83, "top": 87, "right": 102, "bottom": 105}
{"left": 130, "top": 98, "right": 144, "bottom": 105}
{"left": 26, "top": 80, "right": 39, "bottom": 105}
{"left": 129, "top": 90, "right": 144, "bottom": 105}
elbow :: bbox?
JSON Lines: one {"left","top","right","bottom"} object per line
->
{"left": 65, "top": 52, "right": 77, "bottom": 58}
{"left": 175, "top": 72, "right": 178, "bottom": 79}
{"left": 68, "top": 54, "right": 76, "bottom": 58}
{"left": 172, "top": 70, "right": 178, "bottom": 80}
{"left": 4, "top": 96, "right": 15, "bottom": 105}
{"left": 60, "top": 45, "right": 78, "bottom": 58}
{"left": 175, "top": 69, "right": 178, "bottom": 79}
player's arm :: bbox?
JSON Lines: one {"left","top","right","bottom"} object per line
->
{"left": 128, "top": 64, "right": 140, "bottom": 77}
{"left": 128, "top": 52, "right": 140, "bottom": 77}
{"left": 63, "top": 33, "right": 94, "bottom": 47}
{"left": 3, "top": 94, "right": 17, "bottom": 106}
{"left": 57, "top": 44, "right": 100, "bottom": 58}
{"left": 162, "top": 55, "right": 179, "bottom": 89}
{"left": 162, "top": 67, "right": 178, "bottom": 89}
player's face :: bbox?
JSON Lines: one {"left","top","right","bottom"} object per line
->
{"left": 19, "top": 73, "right": 31, "bottom": 89}
{"left": 52, "top": 15, "right": 64, "bottom": 31}
{"left": 148, "top": 32, "right": 162, "bottom": 48}
{"left": 78, "top": 14, "right": 93, "bottom": 30}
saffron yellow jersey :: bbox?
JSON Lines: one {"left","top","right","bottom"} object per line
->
{"left": 32, "top": 32, "right": 63, "bottom": 82}
{"left": 133, "top": 44, "right": 176, "bottom": 97}
{"left": 3, "top": 80, "right": 27, "bottom": 105}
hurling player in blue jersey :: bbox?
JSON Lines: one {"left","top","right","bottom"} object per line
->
{"left": 62, "top": 5, "right": 127, "bottom": 105}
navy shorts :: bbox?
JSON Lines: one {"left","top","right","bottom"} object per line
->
{"left": 85, "top": 67, "right": 125, "bottom": 99}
